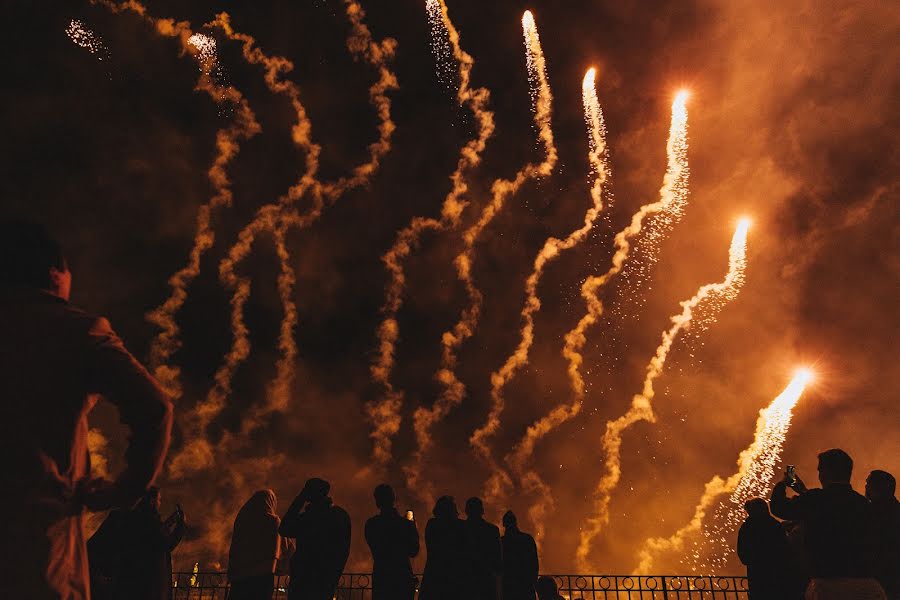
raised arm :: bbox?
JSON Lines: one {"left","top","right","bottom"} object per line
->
{"left": 279, "top": 493, "right": 308, "bottom": 538}
{"left": 85, "top": 317, "right": 173, "bottom": 508}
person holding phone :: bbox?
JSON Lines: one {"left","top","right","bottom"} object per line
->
{"left": 770, "top": 449, "right": 885, "bottom": 599}
{"left": 365, "top": 484, "right": 420, "bottom": 600}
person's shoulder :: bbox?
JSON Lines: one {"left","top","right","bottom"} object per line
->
{"left": 332, "top": 504, "right": 351, "bottom": 521}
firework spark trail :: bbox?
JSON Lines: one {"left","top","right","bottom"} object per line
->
{"left": 90, "top": 1, "right": 262, "bottom": 403}
{"left": 424, "top": 0, "right": 454, "bottom": 85}
{"left": 473, "top": 67, "right": 610, "bottom": 506}
{"left": 575, "top": 217, "right": 750, "bottom": 571}
{"left": 405, "top": 10, "right": 557, "bottom": 503}
{"left": 366, "top": 0, "right": 495, "bottom": 471}
{"left": 635, "top": 369, "right": 812, "bottom": 573}
{"left": 66, "top": 19, "right": 108, "bottom": 57}
{"left": 500, "top": 91, "right": 689, "bottom": 541}
{"left": 168, "top": 1, "right": 399, "bottom": 479}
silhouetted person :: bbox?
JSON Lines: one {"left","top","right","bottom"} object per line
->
{"left": 501, "top": 510, "right": 538, "bottom": 600}
{"left": 420, "top": 496, "right": 467, "bottom": 600}
{"left": 228, "top": 489, "right": 283, "bottom": 600}
{"left": 90, "top": 487, "right": 185, "bottom": 600}
{"left": 771, "top": 449, "right": 885, "bottom": 599}
{"left": 737, "top": 497, "right": 790, "bottom": 600}
{"left": 0, "top": 221, "right": 173, "bottom": 599}
{"left": 462, "top": 497, "right": 502, "bottom": 600}
{"left": 279, "top": 478, "right": 351, "bottom": 600}
{"left": 866, "top": 470, "right": 899, "bottom": 600}
{"left": 365, "top": 484, "right": 419, "bottom": 600}
{"left": 535, "top": 576, "right": 564, "bottom": 600}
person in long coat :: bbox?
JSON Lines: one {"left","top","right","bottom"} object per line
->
{"left": 228, "top": 490, "right": 282, "bottom": 600}
{"left": 365, "top": 484, "right": 419, "bottom": 600}
{"left": 419, "top": 496, "right": 467, "bottom": 600}
{"left": 501, "top": 511, "right": 538, "bottom": 600}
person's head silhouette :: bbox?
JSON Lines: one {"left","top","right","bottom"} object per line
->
{"left": 743, "top": 497, "right": 771, "bottom": 519}
{"left": 865, "top": 470, "right": 896, "bottom": 503}
{"left": 465, "top": 497, "right": 485, "bottom": 520}
{"left": 0, "top": 220, "right": 70, "bottom": 300}
{"left": 502, "top": 510, "right": 517, "bottom": 531}
{"left": 138, "top": 486, "right": 162, "bottom": 513}
{"left": 301, "top": 477, "right": 331, "bottom": 504}
{"left": 432, "top": 496, "right": 458, "bottom": 519}
{"left": 373, "top": 483, "right": 395, "bottom": 512}
{"left": 817, "top": 448, "right": 853, "bottom": 486}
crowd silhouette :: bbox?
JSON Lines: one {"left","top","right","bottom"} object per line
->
{"left": 1, "top": 220, "right": 897, "bottom": 600}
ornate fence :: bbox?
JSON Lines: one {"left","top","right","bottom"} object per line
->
{"left": 172, "top": 572, "right": 749, "bottom": 599}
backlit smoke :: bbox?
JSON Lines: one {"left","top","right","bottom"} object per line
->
{"left": 406, "top": 9, "right": 557, "bottom": 504}
{"left": 506, "top": 91, "right": 689, "bottom": 542}
{"left": 367, "top": 0, "right": 495, "bottom": 472}
{"left": 576, "top": 217, "right": 750, "bottom": 571}
{"left": 66, "top": 19, "right": 108, "bottom": 58}
{"left": 169, "top": 0, "right": 399, "bottom": 480}
{"left": 90, "top": 1, "right": 262, "bottom": 410}
{"left": 635, "top": 368, "right": 812, "bottom": 573}
{"left": 473, "top": 67, "right": 610, "bottom": 508}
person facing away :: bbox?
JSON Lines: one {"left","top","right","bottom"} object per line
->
{"left": 0, "top": 221, "right": 173, "bottom": 600}
{"left": 364, "top": 484, "right": 420, "bottom": 600}
{"left": 771, "top": 448, "right": 885, "bottom": 599}
{"left": 866, "top": 470, "right": 899, "bottom": 600}
{"left": 228, "top": 489, "right": 283, "bottom": 600}
{"left": 463, "top": 497, "right": 503, "bottom": 600}
{"left": 89, "top": 486, "right": 186, "bottom": 600}
{"left": 501, "top": 510, "right": 539, "bottom": 600}
{"left": 279, "top": 478, "right": 351, "bottom": 600}
{"left": 736, "top": 497, "right": 790, "bottom": 600}
{"left": 535, "top": 576, "right": 564, "bottom": 600}
{"left": 419, "top": 495, "right": 467, "bottom": 600}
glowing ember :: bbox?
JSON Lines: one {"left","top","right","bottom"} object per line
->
{"left": 425, "top": 0, "right": 454, "bottom": 86}
{"left": 66, "top": 19, "right": 107, "bottom": 58}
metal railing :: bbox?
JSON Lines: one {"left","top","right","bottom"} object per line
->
{"left": 171, "top": 572, "right": 749, "bottom": 599}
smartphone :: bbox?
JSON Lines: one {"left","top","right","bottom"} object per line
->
{"left": 786, "top": 465, "right": 797, "bottom": 486}
{"left": 406, "top": 510, "right": 414, "bottom": 521}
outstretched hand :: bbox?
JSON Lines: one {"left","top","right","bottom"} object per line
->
{"left": 782, "top": 470, "right": 808, "bottom": 493}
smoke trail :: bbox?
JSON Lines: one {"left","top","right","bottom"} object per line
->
{"left": 366, "top": 0, "right": 495, "bottom": 472}
{"left": 576, "top": 218, "right": 750, "bottom": 571}
{"left": 90, "top": 1, "right": 262, "bottom": 399}
{"left": 473, "top": 68, "right": 610, "bottom": 506}
{"left": 502, "top": 91, "right": 689, "bottom": 542}
{"left": 169, "top": 1, "right": 398, "bottom": 479}
{"left": 635, "top": 368, "right": 812, "bottom": 573}
{"left": 405, "top": 10, "right": 557, "bottom": 502}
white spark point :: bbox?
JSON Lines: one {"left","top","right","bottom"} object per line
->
{"left": 66, "top": 19, "right": 107, "bottom": 58}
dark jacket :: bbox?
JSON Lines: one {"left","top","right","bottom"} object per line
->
{"left": 90, "top": 505, "right": 185, "bottom": 600}
{"left": 737, "top": 513, "right": 790, "bottom": 600}
{"left": 0, "top": 287, "right": 173, "bottom": 600}
{"left": 871, "top": 497, "right": 900, "bottom": 599}
{"left": 502, "top": 527, "right": 538, "bottom": 600}
{"left": 420, "top": 516, "right": 467, "bottom": 600}
{"left": 365, "top": 509, "right": 419, "bottom": 600}
{"left": 770, "top": 481, "right": 874, "bottom": 578}
{"left": 279, "top": 499, "right": 351, "bottom": 600}
{"left": 464, "top": 517, "right": 502, "bottom": 600}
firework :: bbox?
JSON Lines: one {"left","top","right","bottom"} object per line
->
{"left": 424, "top": 0, "right": 454, "bottom": 85}
{"left": 473, "top": 67, "right": 610, "bottom": 508}
{"left": 635, "top": 368, "right": 812, "bottom": 573}
{"left": 367, "top": 0, "right": 495, "bottom": 472}
{"left": 576, "top": 218, "right": 750, "bottom": 571}
{"left": 406, "top": 9, "right": 558, "bottom": 504}
{"left": 503, "top": 91, "right": 689, "bottom": 542}
{"left": 66, "top": 19, "right": 108, "bottom": 58}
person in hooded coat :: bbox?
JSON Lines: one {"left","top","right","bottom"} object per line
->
{"left": 228, "top": 490, "right": 282, "bottom": 600}
{"left": 501, "top": 510, "right": 538, "bottom": 600}
{"left": 279, "top": 478, "right": 351, "bottom": 600}
{"left": 419, "top": 496, "right": 467, "bottom": 600}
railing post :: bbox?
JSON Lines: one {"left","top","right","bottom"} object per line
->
{"left": 662, "top": 576, "right": 668, "bottom": 600}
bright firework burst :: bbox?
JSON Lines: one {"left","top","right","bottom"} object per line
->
{"left": 425, "top": 0, "right": 454, "bottom": 86}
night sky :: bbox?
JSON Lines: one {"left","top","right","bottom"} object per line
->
{"left": 2, "top": 0, "right": 897, "bottom": 574}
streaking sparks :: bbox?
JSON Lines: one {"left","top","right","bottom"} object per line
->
{"left": 635, "top": 368, "right": 813, "bottom": 573}
{"left": 425, "top": 0, "right": 454, "bottom": 86}
{"left": 577, "top": 218, "right": 750, "bottom": 571}
{"left": 66, "top": 19, "right": 108, "bottom": 58}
